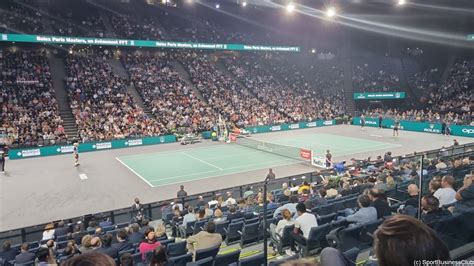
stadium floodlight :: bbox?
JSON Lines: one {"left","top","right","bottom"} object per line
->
{"left": 326, "top": 7, "right": 336, "bottom": 17}
{"left": 215, "top": 3, "right": 220, "bottom": 8}
{"left": 242, "top": 1, "right": 247, "bottom": 7}
{"left": 311, "top": 48, "right": 316, "bottom": 53}
{"left": 397, "top": 0, "right": 406, "bottom": 5}
{"left": 286, "top": 3, "right": 295, "bottom": 13}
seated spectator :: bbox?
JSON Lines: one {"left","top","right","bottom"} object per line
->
{"left": 374, "top": 215, "right": 450, "bottom": 266}
{"left": 225, "top": 192, "right": 237, "bottom": 206}
{"left": 435, "top": 159, "right": 448, "bottom": 170}
{"left": 54, "top": 220, "right": 70, "bottom": 238}
{"left": 313, "top": 188, "right": 329, "bottom": 206}
{"left": 270, "top": 209, "right": 295, "bottom": 254}
{"left": 150, "top": 246, "right": 168, "bottom": 266}
{"left": 0, "top": 241, "right": 18, "bottom": 264}
{"left": 61, "top": 240, "right": 80, "bottom": 259}
{"left": 120, "top": 253, "right": 133, "bottom": 266}
{"left": 226, "top": 206, "right": 243, "bottom": 222}
{"left": 298, "top": 181, "right": 311, "bottom": 194}
{"left": 99, "top": 218, "right": 113, "bottom": 228}
{"left": 369, "top": 189, "right": 392, "bottom": 219}
{"left": 287, "top": 202, "right": 318, "bottom": 255}
{"left": 61, "top": 251, "right": 116, "bottom": 266}
{"left": 155, "top": 224, "right": 167, "bottom": 240}
{"left": 90, "top": 237, "right": 102, "bottom": 250}
{"left": 71, "top": 224, "right": 87, "bottom": 245}
{"left": 346, "top": 195, "right": 377, "bottom": 226}
{"left": 273, "top": 195, "right": 299, "bottom": 218}
{"left": 203, "top": 204, "right": 214, "bottom": 218}
{"left": 14, "top": 243, "right": 36, "bottom": 264}
{"left": 86, "top": 221, "right": 98, "bottom": 232}
{"left": 97, "top": 233, "right": 119, "bottom": 258}
{"left": 42, "top": 223, "right": 55, "bottom": 240}
{"left": 94, "top": 227, "right": 104, "bottom": 236}
{"left": 36, "top": 247, "right": 55, "bottom": 266}
{"left": 139, "top": 219, "right": 150, "bottom": 234}
{"left": 278, "top": 189, "right": 291, "bottom": 203}
{"left": 212, "top": 209, "right": 227, "bottom": 224}
{"left": 179, "top": 206, "right": 197, "bottom": 237}
{"left": 243, "top": 186, "right": 254, "bottom": 199}
{"left": 196, "top": 209, "right": 207, "bottom": 221}
{"left": 186, "top": 221, "right": 222, "bottom": 254}
{"left": 374, "top": 176, "right": 388, "bottom": 191}
{"left": 433, "top": 175, "right": 457, "bottom": 207}
{"left": 454, "top": 174, "right": 474, "bottom": 213}
{"left": 112, "top": 229, "right": 132, "bottom": 252}
{"left": 428, "top": 179, "right": 442, "bottom": 195}
{"left": 79, "top": 235, "right": 93, "bottom": 253}
{"left": 196, "top": 196, "right": 206, "bottom": 209}
{"left": 405, "top": 184, "right": 419, "bottom": 208}
{"left": 128, "top": 223, "right": 144, "bottom": 244}
{"left": 421, "top": 195, "right": 452, "bottom": 226}
{"left": 139, "top": 229, "right": 161, "bottom": 260}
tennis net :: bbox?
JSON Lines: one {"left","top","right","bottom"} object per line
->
{"left": 229, "top": 133, "right": 312, "bottom": 164}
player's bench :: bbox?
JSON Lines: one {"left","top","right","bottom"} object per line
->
{"left": 180, "top": 134, "right": 201, "bottom": 145}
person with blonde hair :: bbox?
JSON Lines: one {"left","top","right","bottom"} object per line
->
{"left": 42, "top": 223, "right": 55, "bottom": 241}
{"left": 271, "top": 209, "right": 294, "bottom": 240}
{"left": 212, "top": 209, "right": 227, "bottom": 224}
{"left": 79, "top": 235, "right": 93, "bottom": 253}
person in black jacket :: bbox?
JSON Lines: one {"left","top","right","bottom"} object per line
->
{"left": 14, "top": 243, "right": 36, "bottom": 264}
{"left": 96, "top": 233, "right": 118, "bottom": 259}
{"left": 112, "top": 229, "right": 133, "bottom": 252}
{"left": 0, "top": 144, "right": 7, "bottom": 173}
{"left": 131, "top": 198, "right": 144, "bottom": 223}
{"left": 0, "top": 241, "right": 19, "bottom": 264}
{"left": 128, "top": 224, "right": 144, "bottom": 244}
{"left": 369, "top": 189, "right": 392, "bottom": 219}
{"left": 421, "top": 195, "right": 452, "bottom": 226}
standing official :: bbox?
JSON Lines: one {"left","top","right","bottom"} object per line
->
{"left": 0, "top": 143, "right": 6, "bottom": 173}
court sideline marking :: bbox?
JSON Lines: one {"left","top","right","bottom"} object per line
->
{"left": 181, "top": 152, "right": 224, "bottom": 170}
{"left": 115, "top": 157, "right": 154, "bottom": 187}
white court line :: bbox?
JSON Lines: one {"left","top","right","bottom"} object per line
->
{"left": 147, "top": 157, "right": 297, "bottom": 182}
{"left": 181, "top": 152, "right": 224, "bottom": 170}
{"left": 115, "top": 157, "right": 154, "bottom": 188}
{"left": 370, "top": 134, "right": 383, "bottom": 138}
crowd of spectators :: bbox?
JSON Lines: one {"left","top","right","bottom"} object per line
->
{"left": 64, "top": 50, "right": 161, "bottom": 142}
{"left": 420, "top": 60, "right": 473, "bottom": 123}
{"left": 407, "top": 67, "right": 439, "bottom": 94}
{"left": 223, "top": 53, "right": 345, "bottom": 122}
{"left": 121, "top": 51, "right": 215, "bottom": 134}
{"left": 0, "top": 49, "right": 66, "bottom": 146}
{"left": 0, "top": 3, "right": 43, "bottom": 34}
{"left": 175, "top": 51, "right": 286, "bottom": 127}
{"left": 352, "top": 61, "right": 401, "bottom": 92}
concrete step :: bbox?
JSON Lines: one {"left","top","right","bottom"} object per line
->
{"left": 49, "top": 55, "right": 80, "bottom": 139}
{"left": 169, "top": 60, "right": 206, "bottom": 102}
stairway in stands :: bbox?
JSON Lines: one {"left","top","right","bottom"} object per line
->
{"left": 48, "top": 55, "right": 79, "bottom": 140}
{"left": 107, "top": 57, "right": 153, "bottom": 117}
{"left": 169, "top": 60, "right": 206, "bottom": 102}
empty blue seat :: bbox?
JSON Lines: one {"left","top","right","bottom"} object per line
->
{"left": 224, "top": 221, "right": 243, "bottom": 245}
{"left": 239, "top": 252, "right": 265, "bottom": 266}
{"left": 214, "top": 249, "right": 241, "bottom": 265}
{"left": 186, "top": 256, "right": 214, "bottom": 266}
{"left": 239, "top": 222, "right": 260, "bottom": 248}
{"left": 194, "top": 244, "right": 220, "bottom": 261}
{"left": 167, "top": 241, "right": 187, "bottom": 257}
{"left": 168, "top": 253, "right": 192, "bottom": 266}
